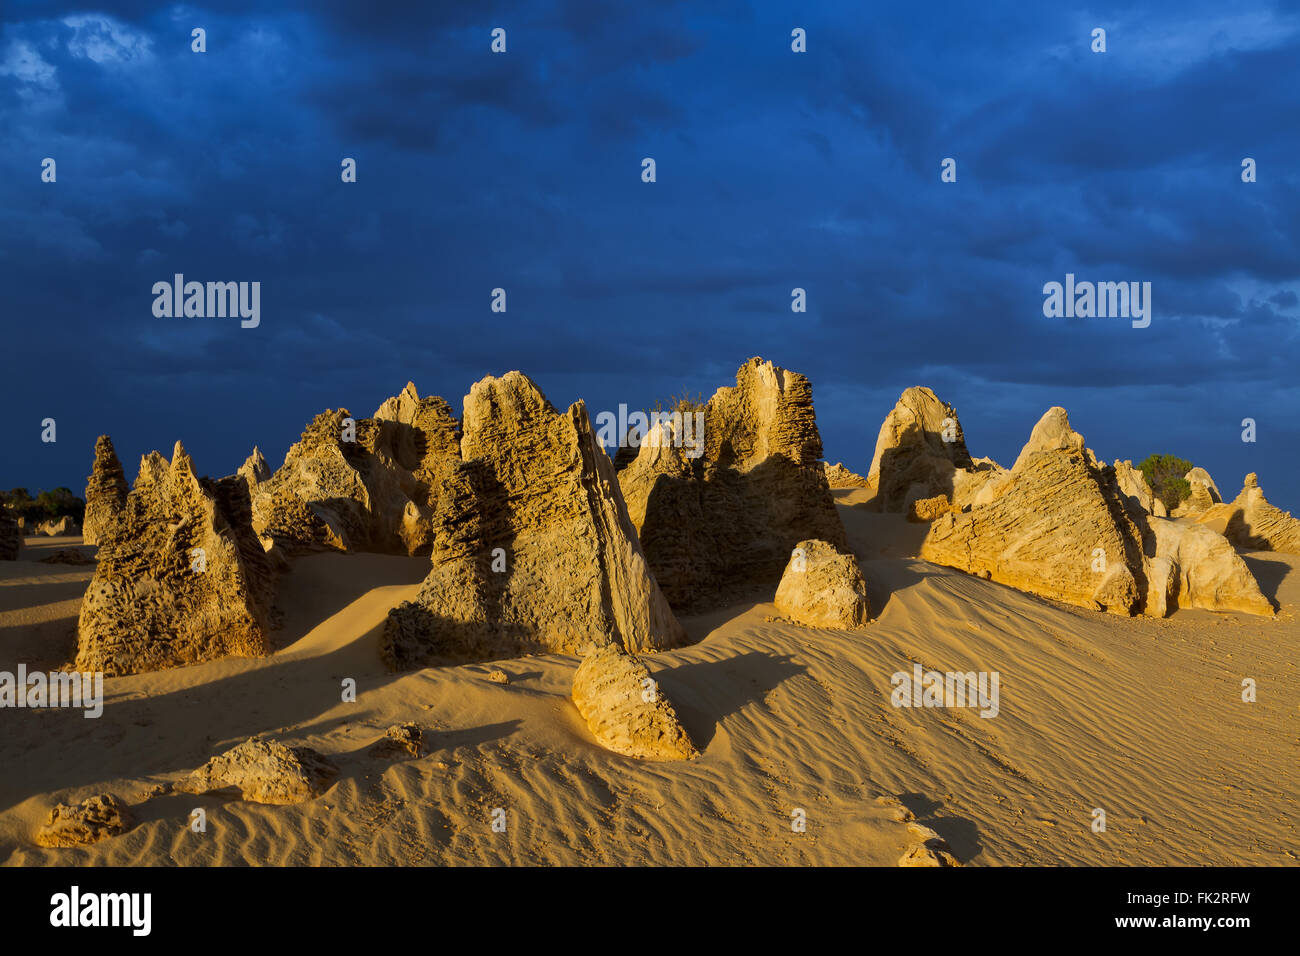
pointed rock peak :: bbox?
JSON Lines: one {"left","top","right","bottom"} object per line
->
{"left": 1244, "top": 472, "right": 1259, "bottom": 489}
{"left": 868, "top": 385, "right": 971, "bottom": 481}
{"left": 1013, "top": 407, "right": 1086, "bottom": 471}
{"left": 170, "top": 441, "right": 196, "bottom": 478}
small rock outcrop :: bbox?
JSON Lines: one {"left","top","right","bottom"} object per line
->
{"left": 39, "top": 549, "right": 95, "bottom": 565}
{"left": 35, "top": 794, "right": 132, "bottom": 847}
{"left": 368, "top": 723, "right": 426, "bottom": 760}
{"left": 619, "top": 358, "right": 847, "bottom": 613}
{"left": 383, "top": 372, "right": 685, "bottom": 668}
{"left": 823, "top": 462, "right": 869, "bottom": 488}
{"left": 0, "top": 508, "right": 19, "bottom": 560}
{"left": 83, "top": 435, "right": 129, "bottom": 546}
{"left": 571, "top": 644, "right": 698, "bottom": 760}
{"left": 176, "top": 736, "right": 338, "bottom": 804}
{"left": 38, "top": 516, "right": 80, "bottom": 536}
{"left": 75, "top": 442, "right": 275, "bottom": 676}
{"left": 898, "top": 822, "right": 963, "bottom": 867}
{"left": 773, "top": 539, "right": 871, "bottom": 628}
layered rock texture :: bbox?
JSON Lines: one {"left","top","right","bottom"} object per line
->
{"left": 75, "top": 442, "right": 275, "bottom": 675}
{"left": 919, "top": 408, "right": 1272, "bottom": 617}
{"left": 177, "top": 736, "right": 338, "bottom": 804}
{"left": 83, "top": 435, "right": 129, "bottom": 547}
{"left": 0, "top": 507, "right": 19, "bottom": 560}
{"left": 773, "top": 539, "right": 871, "bottom": 628}
{"left": 618, "top": 358, "right": 847, "bottom": 613}
{"left": 571, "top": 644, "right": 698, "bottom": 760}
{"left": 250, "top": 383, "right": 461, "bottom": 556}
{"left": 823, "top": 462, "right": 869, "bottom": 488}
{"left": 1193, "top": 473, "right": 1300, "bottom": 555}
{"left": 382, "top": 372, "right": 685, "bottom": 668}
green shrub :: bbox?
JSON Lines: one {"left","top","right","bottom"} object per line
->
{"left": 1137, "top": 454, "right": 1194, "bottom": 512}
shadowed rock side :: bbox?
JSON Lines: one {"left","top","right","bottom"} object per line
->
{"left": 0, "top": 507, "right": 19, "bottom": 560}
{"left": 176, "top": 736, "right": 338, "bottom": 805}
{"left": 1195, "top": 473, "right": 1300, "bottom": 554}
{"left": 383, "top": 371, "right": 685, "bottom": 669}
{"left": 83, "top": 435, "right": 129, "bottom": 546}
{"left": 920, "top": 408, "right": 1272, "bottom": 618}
{"left": 236, "top": 446, "right": 270, "bottom": 488}
{"left": 865, "top": 386, "right": 1008, "bottom": 513}
{"left": 571, "top": 644, "right": 698, "bottom": 760}
{"left": 774, "top": 538, "right": 871, "bottom": 628}
{"left": 1114, "top": 459, "right": 1167, "bottom": 517}
{"left": 75, "top": 442, "right": 276, "bottom": 676}
{"left": 619, "top": 358, "right": 847, "bottom": 613}
{"left": 250, "top": 383, "right": 462, "bottom": 556}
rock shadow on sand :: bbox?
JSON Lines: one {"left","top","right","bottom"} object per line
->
{"left": 648, "top": 651, "right": 806, "bottom": 750}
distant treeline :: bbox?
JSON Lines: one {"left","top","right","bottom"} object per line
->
{"left": 1, "top": 487, "right": 86, "bottom": 524}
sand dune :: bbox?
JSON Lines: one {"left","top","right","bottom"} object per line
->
{"left": 2, "top": 506, "right": 1297, "bottom": 866}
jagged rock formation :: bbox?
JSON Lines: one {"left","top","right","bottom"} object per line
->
{"left": 35, "top": 794, "right": 132, "bottom": 847}
{"left": 176, "top": 736, "right": 338, "bottom": 804}
{"left": 382, "top": 372, "right": 685, "bottom": 668}
{"left": 0, "top": 508, "right": 19, "bottom": 560}
{"left": 866, "top": 386, "right": 976, "bottom": 512}
{"left": 250, "top": 384, "right": 461, "bottom": 556}
{"left": 923, "top": 437, "right": 1144, "bottom": 613}
{"left": 1192, "top": 473, "right": 1300, "bottom": 553}
{"left": 824, "top": 461, "right": 869, "bottom": 488}
{"left": 237, "top": 447, "right": 270, "bottom": 488}
{"left": 1174, "top": 467, "right": 1223, "bottom": 516}
{"left": 618, "top": 358, "right": 847, "bottom": 613}
{"left": 1114, "top": 459, "right": 1167, "bottom": 516}
{"left": 773, "top": 539, "right": 871, "bottom": 628}
{"left": 83, "top": 435, "right": 129, "bottom": 547}
{"left": 571, "top": 644, "right": 698, "bottom": 760}
{"left": 864, "top": 387, "right": 1014, "bottom": 512}
{"left": 921, "top": 408, "right": 1271, "bottom": 617}
{"left": 75, "top": 442, "right": 275, "bottom": 676}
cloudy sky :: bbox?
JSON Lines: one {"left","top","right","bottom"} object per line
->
{"left": 3, "top": 1, "right": 1298, "bottom": 510}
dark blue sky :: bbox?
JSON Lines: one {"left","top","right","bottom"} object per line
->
{"left": 3, "top": 1, "right": 1298, "bottom": 510}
